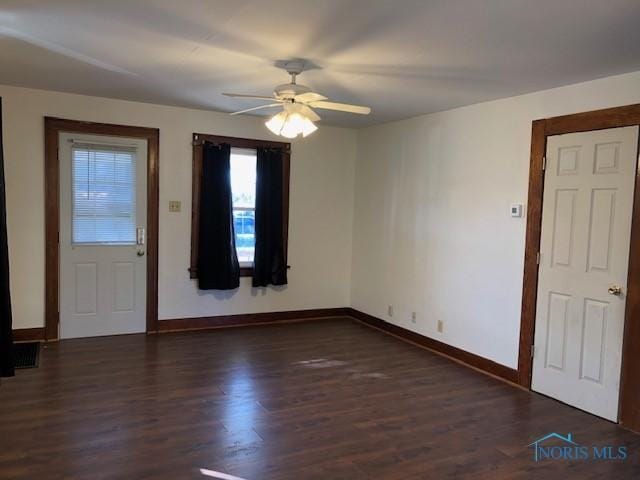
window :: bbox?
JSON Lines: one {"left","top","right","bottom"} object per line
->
{"left": 72, "top": 144, "right": 137, "bottom": 244}
{"left": 190, "top": 134, "right": 290, "bottom": 278}
{"left": 230, "top": 148, "right": 256, "bottom": 266}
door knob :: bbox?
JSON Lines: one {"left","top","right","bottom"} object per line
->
{"left": 608, "top": 285, "right": 623, "bottom": 296}
{"left": 136, "top": 249, "right": 145, "bottom": 257}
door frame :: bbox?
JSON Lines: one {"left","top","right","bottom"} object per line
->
{"left": 44, "top": 117, "right": 160, "bottom": 340}
{"left": 518, "top": 104, "right": 640, "bottom": 431}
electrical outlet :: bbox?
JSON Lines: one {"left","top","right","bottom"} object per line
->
{"left": 168, "top": 200, "right": 181, "bottom": 213}
{"left": 411, "top": 312, "right": 417, "bottom": 323}
{"left": 437, "top": 320, "right": 444, "bottom": 333}
{"left": 387, "top": 305, "right": 394, "bottom": 317}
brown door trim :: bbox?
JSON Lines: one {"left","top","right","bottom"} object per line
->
{"left": 44, "top": 117, "right": 160, "bottom": 340}
{"left": 518, "top": 104, "right": 640, "bottom": 431}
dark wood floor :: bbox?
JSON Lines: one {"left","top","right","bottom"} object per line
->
{"left": 1, "top": 318, "right": 639, "bottom": 479}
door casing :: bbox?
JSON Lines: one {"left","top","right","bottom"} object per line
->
{"left": 519, "top": 104, "right": 640, "bottom": 432}
{"left": 44, "top": 117, "right": 159, "bottom": 339}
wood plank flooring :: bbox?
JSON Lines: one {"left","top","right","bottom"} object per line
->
{"left": 1, "top": 318, "right": 639, "bottom": 479}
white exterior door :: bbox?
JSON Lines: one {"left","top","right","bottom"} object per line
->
{"left": 532, "top": 126, "right": 638, "bottom": 421}
{"left": 59, "top": 132, "right": 147, "bottom": 339}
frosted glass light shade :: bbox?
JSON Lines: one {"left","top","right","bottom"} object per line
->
{"left": 301, "top": 117, "right": 317, "bottom": 137}
{"left": 265, "top": 111, "right": 288, "bottom": 136}
{"left": 265, "top": 109, "right": 318, "bottom": 138}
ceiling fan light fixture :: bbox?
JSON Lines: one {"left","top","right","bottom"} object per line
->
{"left": 265, "top": 110, "right": 317, "bottom": 139}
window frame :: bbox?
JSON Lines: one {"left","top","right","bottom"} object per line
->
{"left": 189, "top": 133, "right": 291, "bottom": 278}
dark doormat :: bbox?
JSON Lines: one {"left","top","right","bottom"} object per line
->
{"left": 13, "top": 342, "right": 40, "bottom": 369}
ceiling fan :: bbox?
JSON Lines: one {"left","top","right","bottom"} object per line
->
{"left": 223, "top": 61, "right": 371, "bottom": 139}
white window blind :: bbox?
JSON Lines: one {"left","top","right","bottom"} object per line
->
{"left": 72, "top": 143, "right": 137, "bottom": 244}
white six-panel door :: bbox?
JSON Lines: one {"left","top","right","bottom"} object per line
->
{"left": 59, "top": 133, "right": 147, "bottom": 339}
{"left": 532, "top": 126, "right": 639, "bottom": 421}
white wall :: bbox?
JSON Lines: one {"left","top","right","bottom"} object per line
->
{"left": 1, "top": 85, "right": 357, "bottom": 329}
{"left": 5, "top": 69, "right": 640, "bottom": 365}
{"left": 351, "top": 70, "right": 640, "bottom": 369}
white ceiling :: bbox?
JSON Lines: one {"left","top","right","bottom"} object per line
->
{"left": 1, "top": 0, "right": 640, "bottom": 127}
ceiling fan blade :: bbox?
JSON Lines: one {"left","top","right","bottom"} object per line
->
{"left": 309, "top": 101, "right": 371, "bottom": 115}
{"left": 299, "top": 105, "right": 321, "bottom": 122}
{"left": 223, "top": 93, "right": 279, "bottom": 101}
{"left": 230, "top": 104, "right": 282, "bottom": 115}
{"left": 294, "top": 92, "right": 327, "bottom": 103}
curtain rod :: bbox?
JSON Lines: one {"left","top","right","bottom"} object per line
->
{"left": 191, "top": 137, "right": 290, "bottom": 153}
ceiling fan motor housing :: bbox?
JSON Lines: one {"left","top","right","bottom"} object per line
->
{"left": 274, "top": 82, "right": 311, "bottom": 100}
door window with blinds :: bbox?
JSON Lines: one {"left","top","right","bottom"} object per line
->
{"left": 71, "top": 143, "right": 137, "bottom": 244}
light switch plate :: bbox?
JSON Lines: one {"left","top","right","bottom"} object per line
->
{"left": 510, "top": 203, "right": 523, "bottom": 218}
{"left": 169, "top": 200, "right": 181, "bottom": 213}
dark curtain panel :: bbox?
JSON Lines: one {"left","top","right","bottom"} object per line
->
{"left": 253, "top": 147, "right": 287, "bottom": 287}
{"left": 197, "top": 142, "right": 240, "bottom": 290}
{"left": 0, "top": 98, "right": 14, "bottom": 378}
